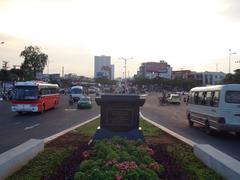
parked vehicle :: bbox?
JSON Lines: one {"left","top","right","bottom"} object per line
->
{"left": 187, "top": 84, "right": 240, "bottom": 135}
{"left": 11, "top": 81, "right": 60, "bottom": 114}
{"left": 167, "top": 94, "right": 181, "bottom": 104}
{"left": 69, "top": 86, "right": 84, "bottom": 102}
{"left": 77, "top": 96, "right": 92, "bottom": 109}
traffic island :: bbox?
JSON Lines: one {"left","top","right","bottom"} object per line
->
{"left": 6, "top": 118, "right": 221, "bottom": 180}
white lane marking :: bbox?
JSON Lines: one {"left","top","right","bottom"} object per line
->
{"left": 24, "top": 123, "right": 40, "bottom": 130}
{"left": 64, "top": 108, "right": 77, "bottom": 111}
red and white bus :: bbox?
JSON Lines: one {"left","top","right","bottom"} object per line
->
{"left": 11, "top": 81, "right": 60, "bottom": 114}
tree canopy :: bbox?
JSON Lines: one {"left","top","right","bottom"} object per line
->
{"left": 20, "top": 46, "right": 48, "bottom": 79}
{"left": 223, "top": 69, "right": 240, "bottom": 84}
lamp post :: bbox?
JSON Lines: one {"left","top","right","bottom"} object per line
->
{"left": 229, "top": 49, "right": 236, "bottom": 74}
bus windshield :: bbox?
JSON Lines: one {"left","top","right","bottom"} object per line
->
{"left": 13, "top": 86, "right": 39, "bottom": 100}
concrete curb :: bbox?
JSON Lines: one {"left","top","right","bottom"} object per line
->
{"left": 140, "top": 112, "right": 195, "bottom": 146}
{"left": 0, "top": 139, "right": 44, "bottom": 180}
{"left": 140, "top": 112, "right": 240, "bottom": 180}
{"left": 194, "top": 144, "right": 240, "bottom": 180}
{"left": 44, "top": 115, "right": 100, "bottom": 143}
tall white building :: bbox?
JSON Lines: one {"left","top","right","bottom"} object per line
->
{"left": 94, "top": 55, "right": 114, "bottom": 80}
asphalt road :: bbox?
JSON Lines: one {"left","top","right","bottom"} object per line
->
{"left": 141, "top": 92, "right": 240, "bottom": 161}
{"left": 0, "top": 94, "right": 99, "bottom": 154}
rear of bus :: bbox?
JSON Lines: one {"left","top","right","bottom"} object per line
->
{"left": 219, "top": 84, "right": 240, "bottom": 133}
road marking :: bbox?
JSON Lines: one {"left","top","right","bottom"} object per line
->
{"left": 64, "top": 108, "right": 77, "bottom": 111}
{"left": 24, "top": 123, "right": 40, "bottom": 130}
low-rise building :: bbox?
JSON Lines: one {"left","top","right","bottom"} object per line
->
{"left": 172, "top": 70, "right": 192, "bottom": 79}
{"left": 189, "top": 71, "right": 225, "bottom": 85}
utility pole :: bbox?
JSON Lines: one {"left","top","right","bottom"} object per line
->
{"left": 229, "top": 49, "right": 236, "bottom": 74}
{"left": 119, "top": 57, "right": 133, "bottom": 92}
{"left": 62, "top": 66, "right": 64, "bottom": 77}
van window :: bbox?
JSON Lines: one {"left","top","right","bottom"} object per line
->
{"left": 205, "top": 91, "right": 212, "bottom": 106}
{"left": 198, "top": 92, "right": 203, "bottom": 105}
{"left": 194, "top": 92, "right": 199, "bottom": 104}
{"left": 225, "top": 91, "right": 240, "bottom": 104}
{"left": 212, "top": 91, "right": 220, "bottom": 107}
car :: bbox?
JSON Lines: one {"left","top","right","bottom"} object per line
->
{"left": 77, "top": 96, "right": 92, "bottom": 109}
{"left": 167, "top": 94, "right": 181, "bottom": 104}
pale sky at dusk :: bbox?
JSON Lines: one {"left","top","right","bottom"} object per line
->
{"left": 1, "top": 0, "right": 240, "bottom": 77}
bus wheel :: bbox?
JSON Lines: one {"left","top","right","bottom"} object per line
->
{"left": 187, "top": 114, "right": 194, "bottom": 127}
{"left": 204, "top": 121, "right": 212, "bottom": 135}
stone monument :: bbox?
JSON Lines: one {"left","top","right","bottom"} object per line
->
{"left": 93, "top": 94, "right": 145, "bottom": 141}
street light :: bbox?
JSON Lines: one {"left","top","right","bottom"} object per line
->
{"left": 229, "top": 49, "right": 236, "bottom": 74}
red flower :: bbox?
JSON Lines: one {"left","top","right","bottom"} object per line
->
{"left": 115, "top": 175, "right": 122, "bottom": 180}
{"left": 82, "top": 151, "right": 90, "bottom": 159}
{"left": 147, "top": 148, "right": 154, "bottom": 156}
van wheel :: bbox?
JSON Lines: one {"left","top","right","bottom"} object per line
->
{"left": 187, "top": 114, "right": 194, "bottom": 127}
{"left": 235, "top": 132, "right": 240, "bottom": 137}
{"left": 205, "top": 121, "right": 212, "bottom": 135}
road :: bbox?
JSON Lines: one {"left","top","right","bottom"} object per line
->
{"left": 141, "top": 92, "right": 240, "bottom": 161}
{"left": 0, "top": 94, "right": 99, "bottom": 154}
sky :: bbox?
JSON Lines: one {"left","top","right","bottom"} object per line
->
{"left": 1, "top": 0, "right": 240, "bottom": 77}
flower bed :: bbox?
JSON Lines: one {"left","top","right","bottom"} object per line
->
{"left": 75, "top": 137, "right": 163, "bottom": 180}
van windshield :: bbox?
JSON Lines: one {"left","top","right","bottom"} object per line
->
{"left": 225, "top": 91, "right": 240, "bottom": 104}
{"left": 71, "top": 88, "right": 83, "bottom": 94}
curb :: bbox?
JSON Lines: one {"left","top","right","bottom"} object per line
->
{"left": 0, "top": 139, "right": 44, "bottom": 180}
{"left": 140, "top": 112, "right": 240, "bottom": 180}
{"left": 44, "top": 115, "right": 100, "bottom": 143}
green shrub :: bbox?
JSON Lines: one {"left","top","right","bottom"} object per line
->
{"left": 74, "top": 137, "right": 163, "bottom": 180}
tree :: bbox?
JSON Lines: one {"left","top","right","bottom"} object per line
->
{"left": 20, "top": 46, "right": 48, "bottom": 79}
{"left": 223, "top": 69, "right": 240, "bottom": 84}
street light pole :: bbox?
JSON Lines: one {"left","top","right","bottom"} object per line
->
{"left": 229, "top": 49, "right": 236, "bottom": 74}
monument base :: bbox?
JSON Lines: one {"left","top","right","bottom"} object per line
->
{"left": 92, "top": 127, "right": 145, "bottom": 141}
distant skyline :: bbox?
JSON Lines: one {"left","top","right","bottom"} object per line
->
{"left": 1, "top": 0, "right": 240, "bottom": 77}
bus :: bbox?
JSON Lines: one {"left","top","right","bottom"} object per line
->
{"left": 11, "top": 81, "right": 60, "bottom": 114}
{"left": 187, "top": 84, "right": 240, "bottom": 135}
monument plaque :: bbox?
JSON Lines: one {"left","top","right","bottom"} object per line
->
{"left": 93, "top": 94, "right": 145, "bottom": 140}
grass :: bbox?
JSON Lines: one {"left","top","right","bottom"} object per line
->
{"left": 7, "top": 147, "right": 74, "bottom": 180}
{"left": 166, "top": 144, "right": 222, "bottom": 180}
{"left": 74, "top": 118, "right": 100, "bottom": 136}
{"left": 139, "top": 118, "right": 162, "bottom": 137}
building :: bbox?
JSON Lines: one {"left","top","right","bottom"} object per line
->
{"left": 189, "top": 71, "right": 225, "bottom": 85}
{"left": 172, "top": 70, "right": 192, "bottom": 79}
{"left": 94, "top": 55, "right": 114, "bottom": 80}
{"left": 202, "top": 71, "right": 225, "bottom": 85}
{"left": 137, "top": 60, "right": 172, "bottom": 79}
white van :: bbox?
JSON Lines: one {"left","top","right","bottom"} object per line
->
{"left": 187, "top": 84, "right": 240, "bottom": 134}
{"left": 70, "top": 86, "right": 84, "bottom": 102}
